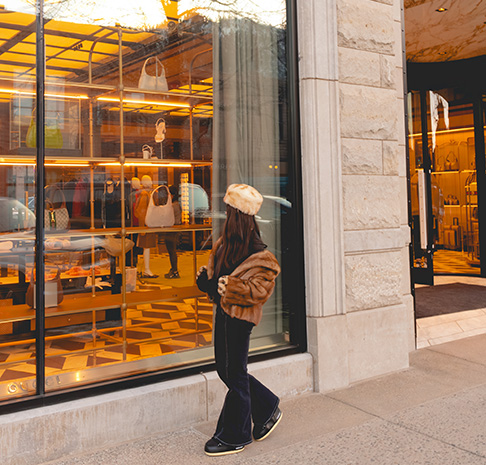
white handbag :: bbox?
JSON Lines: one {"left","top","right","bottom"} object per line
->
{"left": 145, "top": 185, "right": 175, "bottom": 228}
{"left": 103, "top": 236, "right": 135, "bottom": 257}
{"left": 138, "top": 57, "right": 168, "bottom": 92}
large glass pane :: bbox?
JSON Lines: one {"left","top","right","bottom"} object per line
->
{"left": 427, "top": 89, "right": 478, "bottom": 275}
{"left": 37, "top": 0, "right": 293, "bottom": 392}
{"left": 0, "top": 1, "right": 37, "bottom": 401}
{"left": 409, "top": 91, "right": 431, "bottom": 272}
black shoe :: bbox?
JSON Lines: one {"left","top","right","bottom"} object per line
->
{"left": 164, "top": 270, "right": 180, "bottom": 279}
{"left": 253, "top": 407, "right": 282, "bottom": 441}
{"left": 204, "top": 438, "right": 245, "bottom": 457}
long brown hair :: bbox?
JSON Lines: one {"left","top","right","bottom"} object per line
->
{"left": 218, "top": 204, "right": 265, "bottom": 271}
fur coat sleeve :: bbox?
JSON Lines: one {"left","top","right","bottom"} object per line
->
{"left": 206, "top": 239, "right": 281, "bottom": 326}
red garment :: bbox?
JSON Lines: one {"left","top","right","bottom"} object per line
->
{"left": 73, "top": 179, "right": 88, "bottom": 217}
{"left": 132, "top": 191, "right": 140, "bottom": 226}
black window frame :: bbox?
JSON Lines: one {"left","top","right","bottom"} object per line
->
{"left": 0, "top": 0, "right": 307, "bottom": 415}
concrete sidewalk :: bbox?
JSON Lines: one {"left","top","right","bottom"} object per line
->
{"left": 44, "top": 335, "right": 486, "bottom": 465}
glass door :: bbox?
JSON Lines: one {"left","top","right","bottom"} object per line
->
{"left": 409, "top": 91, "right": 435, "bottom": 285}
{"left": 475, "top": 95, "right": 486, "bottom": 276}
{"left": 428, "top": 89, "right": 478, "bottom": 276}
{"left": 409, "top": 88, "right": 484, "bottom": 283}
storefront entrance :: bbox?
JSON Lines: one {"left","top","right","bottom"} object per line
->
{"left": 408, "top": 86, "right": 486, "bottom": 285}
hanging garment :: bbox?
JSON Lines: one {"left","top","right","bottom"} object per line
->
{"left": 429, "top": 91, "right": 450, "bottom": 151}
{"left": 72, "top": 178, "right": 89, "bottom": 218}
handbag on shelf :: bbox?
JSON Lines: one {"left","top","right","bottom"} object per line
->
{"left": 26, "top": 267, "right": 64, "bottom": 308}
{"left": 26, "top": 110, "right": 63, "bottom": 149}
{"left": 103, "top": 236, "right": 135, "bottom": 257}
{"left": 138, "top": 57, "right": 168, "bottom": 92}
{"left": 145, "top": 185, "right": 175, "bottom": 228}
{"left": 44, "top": 186, "right": 69, "bottom": 230}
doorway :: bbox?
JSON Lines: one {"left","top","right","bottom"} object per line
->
{"left": 408, "top": 88, "right": 485, "bottom": 284}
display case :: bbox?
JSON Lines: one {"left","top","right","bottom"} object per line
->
{"left": 0, "top": 3, "right": 296, "bottom": 402}
{"left": 0, "top": 11, "right": 216, "bottom": 395}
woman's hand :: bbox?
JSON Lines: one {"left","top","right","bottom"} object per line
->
{"left": 196, "top": 266, "right": 207, "bottom": 279}
{"left": 218, "top": 276, "right": 228, "bottom": 296}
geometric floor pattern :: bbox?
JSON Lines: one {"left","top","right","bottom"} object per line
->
{"left": 0, "top": 297, "right": 214, "bottom": 386}
{"left": 0, "top": 248, "right": 214, "bottom": 392}
{"left": 432, "top": 249, "right": 481, "bottom": 275}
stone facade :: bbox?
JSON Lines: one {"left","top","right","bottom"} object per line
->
{"left": 1, "top": 2, "right": 416, "bottom": 461}
{"left": 298, "top": 0, "right": 414, "bottom": 392}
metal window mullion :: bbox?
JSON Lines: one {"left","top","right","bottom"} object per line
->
{"left": 473, "top": 94, "right": 486, "bottom": 275}
{"left": 35, "top": 0, "right": 46, "bottom": 397}
{"left": 286, "top": 0, "right": 306, "bottom": 349}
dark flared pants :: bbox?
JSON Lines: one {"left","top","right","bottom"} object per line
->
{"left": 213, "top": 305, "right": 279, "bottom": 446}
{"left": 164, "top": 233, "right": 179, "bottom": 271}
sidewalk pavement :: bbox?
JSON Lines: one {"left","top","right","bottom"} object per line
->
{"left": 44, "top": 334, "right": 486, "bottom": 465}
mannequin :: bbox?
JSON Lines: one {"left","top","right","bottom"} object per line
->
{"left": 134, "top": 175, "right": 158, "bottom": 278}
{"left": 129, "top": 177, "right": 142, "bottom": 267}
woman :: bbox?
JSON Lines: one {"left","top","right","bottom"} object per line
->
{"left": 197, "top": 184, "right": 282, "bottom": 457}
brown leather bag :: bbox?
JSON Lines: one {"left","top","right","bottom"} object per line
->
{"left": 26, "top": 268, "right": 64, "bottom": 308}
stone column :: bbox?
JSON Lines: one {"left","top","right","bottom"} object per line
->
{"left": 297, "top": 0, "right": 349, "bottom": 392}
{"left": 298, "top": 0, "right": 415, "bottom": 392}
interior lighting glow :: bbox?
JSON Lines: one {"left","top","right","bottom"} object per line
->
{"left": 0, "top": 162, "right": 91, "bottom": 166}
{"left": 181, "top": 173, "right": 189, "bottom": 224}
{"left": 97, "top": 97, "right": 191, "bottom": 108}
{"left": 98, "top": 162, "right": 193, "bottom": 167}
{"left": 436, "top": 7, "right": 447, "bottom": 12}
{"left": 409, "top": 126, "right": 486, "bottom": 137}
{"left": 0, "top": 88, "right": 88, "bottom": 100}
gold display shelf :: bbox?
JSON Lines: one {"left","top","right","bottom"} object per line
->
{"left": 40, "top": 224, "right": 213, "bottom": 237}
{"left": 0, "top": 155, "right": 212, "bottom": 167}
{"left": 0, "top": 285, "right": 205, "bottom": 325}
{"left": 0, "top": 224, "right": 212, "bottom": 242}
{"left": 126, "top": 224, "right": 212, "bottom": 235}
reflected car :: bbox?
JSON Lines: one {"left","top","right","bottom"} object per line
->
{"left": 0, "top": 197, "right": 35, "bottom": 233}
{"left": 194, "top": 193, "right": 292, "bottom": 252}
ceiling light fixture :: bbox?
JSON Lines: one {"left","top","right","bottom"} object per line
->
{"left": 436, "top": 7, "right": 447, "bottom": 12}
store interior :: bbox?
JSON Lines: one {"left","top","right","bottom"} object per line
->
{"left": 0, "top": 0, "right": 296, "bottom": 402}
{"left": 405, "top": 0, "right": 486, "bottom": 346}
{"left": 0, "top": 5, "right": 220, "bottom": 399}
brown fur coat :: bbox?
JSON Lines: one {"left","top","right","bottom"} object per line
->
{"left": 206, "top": 238, "right": 281, "bottom": 325}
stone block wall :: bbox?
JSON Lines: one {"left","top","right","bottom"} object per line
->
{"left": 298, "top": 0, "right": 415, "bottom": 391}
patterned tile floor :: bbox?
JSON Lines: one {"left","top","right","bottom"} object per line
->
{"left": 0, "top": 249, "right": 214, "bottom": 394}
{"left": 0, "top": 299, "right": 214, "bottom": 386}
{"left": 432, "top": 249, "right": 480, "bottom": 275}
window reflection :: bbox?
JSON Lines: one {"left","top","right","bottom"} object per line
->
{"left": 0, "top": 0, "right": 294, "bottom": 399}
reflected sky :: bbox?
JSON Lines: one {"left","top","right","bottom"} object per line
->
{"left": 1, "top": 0, "right": 286, "bottom": 29}
{"left": 178, "top": 0, "right": 286, "bottom": 27}
{"left": 2, "top": 0, "right": 167, "bottom": 29}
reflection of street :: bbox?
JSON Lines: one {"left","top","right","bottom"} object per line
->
{"left": 0, "top": 197, "right": 35, "bottom": 233}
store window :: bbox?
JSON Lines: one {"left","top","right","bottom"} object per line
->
{"left": 0, "top": 0, "right": 303, "bottom": 402}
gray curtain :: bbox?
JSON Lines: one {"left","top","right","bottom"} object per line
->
{"left": 212, "top": 18, "right": 283, "bottom": 336}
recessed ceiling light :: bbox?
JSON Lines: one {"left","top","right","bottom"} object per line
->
{"left": 436, "top": 7, "right": 447, "bottom": 12}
